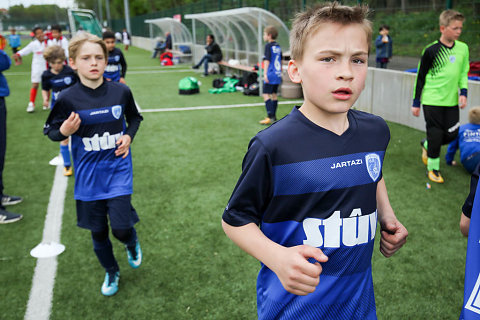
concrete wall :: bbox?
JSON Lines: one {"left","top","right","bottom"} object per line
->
{"left": 132, "top": 36, "right": 155, "bottom": 51}
{"left": 355, "top": 68, "right": 480, "bottom": 132}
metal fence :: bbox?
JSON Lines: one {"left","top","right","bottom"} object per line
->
{"left": 110, "top": 0, "right": 479, "bottom": 38}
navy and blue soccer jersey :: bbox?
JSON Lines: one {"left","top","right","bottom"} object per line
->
{"left": 44, "top": 81, "right": 143, "bottom": 201}
{"left": 223, "top": 107, "right": 390, "bottom": 320}
{"left": 41, "top": 65, "right": 77, "bottom": 107}
{"left": 104, "top": 47, "right": 127, "bottom": 82}
{"left": 263, "top": 41, "right": 282, "bottom": 85}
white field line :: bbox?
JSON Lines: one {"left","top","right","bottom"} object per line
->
{"left": 140, "top": 100, "right": 304, "bottom": 113}
{"left": 24, "top": 165, "right": 68, "bottom": 320}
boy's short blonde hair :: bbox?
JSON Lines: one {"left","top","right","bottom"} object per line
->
{"left": 264, "top": 26, "right": 278, "bottom": 40}
{"left": 439, "top": 9, "right": 464, "bottom": 27}
{"left": 469, "top": 107, "right": 480, "bottom": 125}
{"left": 68, "top": 32, "right": 108, "bottom": 62}
{"left": 290, "top": 2, "right": 372, "bottom": 61}
{"left": 43, "top": 45, "right": 65, "bottom": 62}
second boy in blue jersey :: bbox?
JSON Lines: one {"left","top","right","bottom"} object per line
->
{"left": 222, "top": 3, "right": 408, "bottom": 319}
{"left": 44, "top": 32, "right": 143, "bottom": 297}
{"left": 102, "top": 31, "right": 127, "bottom": 83}
{"left": 42, "top": 45, "right": 78, "bottom": 176}
{"left": 259, "top": 26, "right": 282, "bottom": 125}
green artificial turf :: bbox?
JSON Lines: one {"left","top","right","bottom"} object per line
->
{"left": 0, "top": 44, "right": 471, "bottom": 319}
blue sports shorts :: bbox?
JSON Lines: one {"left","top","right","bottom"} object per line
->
{"left": 263, "top": 83, "right": 279, "bottom": 94}
{"left": 76, "top": 195, "right": 139, "bottom": 232}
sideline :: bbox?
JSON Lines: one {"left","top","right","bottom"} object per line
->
{"left": 24, "top": 165, "right": 68, "bottom": 320}
{"left": 140, "top": 100, "right": 303, "bottom": 113}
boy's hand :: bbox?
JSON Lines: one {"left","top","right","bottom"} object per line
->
{"left": 115, "top": 134, "right": 131, "bottom": 158}
{"left": 264, "top": 75, "right": 269, "bottom": 83}
{"left": 379, "top": 218, "right": 408, "bottom": 258}
{"left": 59, "top": 112, "right": 81, "bottom": 137}
{"left": 411, "top": 107, "right": 420, "bottom": 117}
{"left": 119, "top": 77, "right": 126, "bottom": 84}
{"left": 459, "top": 95, "right": 467, "bottom": 109}
{"left": 271, "top": 245, "right": 328, "bottom": 296}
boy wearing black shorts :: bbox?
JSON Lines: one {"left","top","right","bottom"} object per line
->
{"left": 259, "top": 26, "right": 282, "bottom": 125}
{"left": 44, "top": 33, "right": 143, "bottom": 296}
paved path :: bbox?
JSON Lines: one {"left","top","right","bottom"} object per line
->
{"left": 368, "top": 55, "right": 419, "bottom": 71}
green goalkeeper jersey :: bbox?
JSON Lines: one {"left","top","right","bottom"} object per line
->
{"left": 413, "top": 40, "right": 469, "bottom": 107}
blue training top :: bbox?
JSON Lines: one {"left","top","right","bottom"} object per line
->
{"left": 445, "top": 123, "right": 480, "bottom": 165}
{"left": 44, "top": 81, "right": 143, "bottom": 201}
{"left": 41, "top": 65, "right": 78, "bottom": 107}
{"left": 223, "top": 107, "right": 390, "bottom": 320}
{"left": 263, "top": 41, "right": 282, "bottom": 85}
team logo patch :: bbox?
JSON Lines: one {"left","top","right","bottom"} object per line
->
{"left": 449, "top": 55, "right": 456, "bottom": 63}
{"left": 111, "top": 105, "right": 122, "bottom": 119}
{"left": 115, "top": 55, "right": 120, "bottom": 62}
{"left": 64, "top": 76, "right": 72, "bottom": 85}
{"left": 465, "top": 272, "right": 480, "bottom": 314}
{"left": 365, "top": 153, "right": 381, "bottom": 182}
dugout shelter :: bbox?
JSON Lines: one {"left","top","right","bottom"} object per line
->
{"left": 185, "top": 7, "right": 289, "bottom": 71}
{"left": 144, "top": 17, "right": 193, "bottom": 53}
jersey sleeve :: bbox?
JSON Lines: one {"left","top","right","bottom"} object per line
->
{"left": 17, "top": 41, "right": 34, "bottom": 57}
{"left": 263, "top": 43, "right": 271, "bottom": 61}
{"left": 123, "top": 87, "right": 143, "bottom": 140}
{"left": 459, "top": 44, "right": 469, "bottom": 93}
{"left": 119, "top": 51, "right": 127, "bottom": 78}
{"left": 222, "top": 138, "right": 273, "bottom": 227}
{"left": 463, "top": 167, "right": 480, "bottom": 219}
{"left": 445, "top": 136, "right": 459, "bottom": 165}
{"left": 43, "top": 97, "right": 70, "bottom": 139}
{"left": 41, "top": 72, "right": 51, "bottom": 91}
{"left": 412, "top": 46, "right": 434, "bottom": 107}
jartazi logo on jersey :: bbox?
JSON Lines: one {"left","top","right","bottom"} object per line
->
{"left": 82, "top": 131, "right": 123, "bottom": 151}
{"left": 303, "top": 209, "right": 377, "bottom": 248}
{"left": 331, "top": 159, "right": 363, "bottom": 169}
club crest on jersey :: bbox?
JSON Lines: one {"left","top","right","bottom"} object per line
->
{"left": 115, "top": 55, "right": 120, "bottom": 62}
{"left": 365, "top": 153, "right": 381, "bottom": 182}
{"left": 64, "top": 76, "right": 72, "bottom": 85}
{"left": 449, "top": 55, "right": 456, "bottom": 63}
{"left": 111, "top": 105, "right": 122, "bottom": 119}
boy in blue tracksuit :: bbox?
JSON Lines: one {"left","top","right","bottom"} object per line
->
{"left": 8, "top": 29, "right": 21, "bottom": 54}
{"left": 445, "top": 106, "right": 480, "bottom": 174}
{"left": 374, "top": 25, "right": 392, "bottom": 69}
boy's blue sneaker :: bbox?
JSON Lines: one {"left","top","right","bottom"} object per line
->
{"left": 101, "top": 271, "right": 120, "bottom": 296}
{"left": 126, "top": 241, "right": 142, "bottom": 269}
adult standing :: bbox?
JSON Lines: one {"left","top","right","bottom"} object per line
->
{"left": 0, "top": 49, "right": 23, "bottom": 224}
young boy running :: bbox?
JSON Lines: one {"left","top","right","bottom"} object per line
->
{"left": 47, "top": 24, "right": 69, "bottom": 60}
{"left": 41, "top": 45, "right": 78, "bottom": 176}
{"left": 412, "top": 9, "right": 469, "bottom": 183}
{"left": 259, "top": 26, "right": 282, "bottom": 125}
{"left": 44, "top": 32, "right": 143, "bottom": 296}
{"left": 12, "top": 27, "right": 47, "bottom": 113}
{"left": 222, "top": 3, "right": 408, "bottom": 319}
{"left": 102, "top": 31, "right": 127, "bottom": 84}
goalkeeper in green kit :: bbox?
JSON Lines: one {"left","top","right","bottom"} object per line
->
{"left": 411, "top": 9, "right": 469, "bottom": 184}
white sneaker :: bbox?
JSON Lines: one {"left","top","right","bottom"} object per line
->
{"left": 43, "top": 105, "right": 49, "bottom": 110}
{"left": 26, "top": 102, "right": 34, "bottom": 113}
